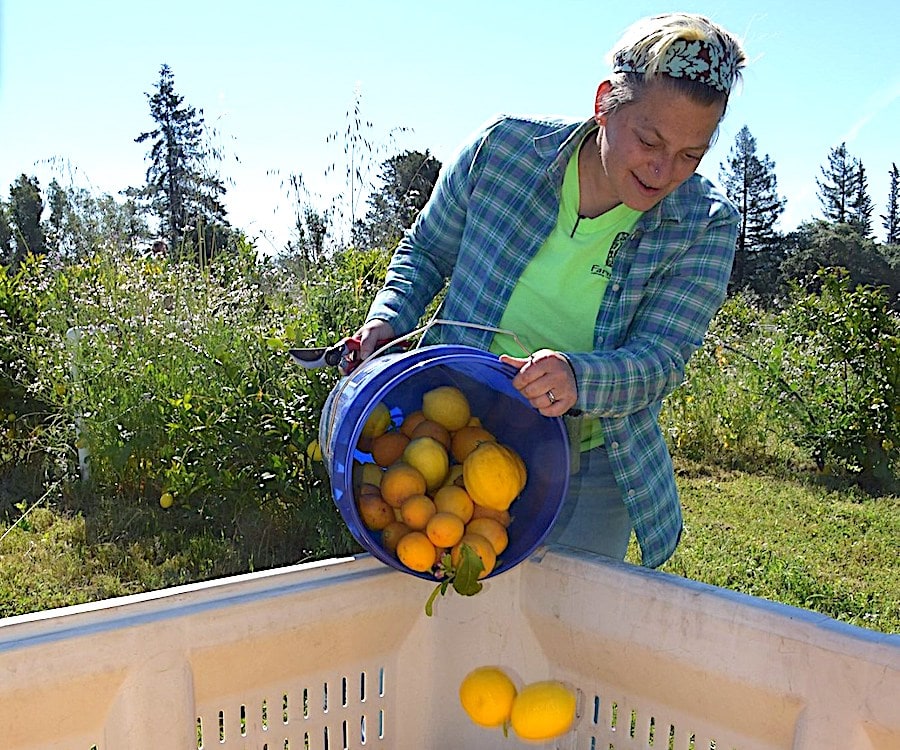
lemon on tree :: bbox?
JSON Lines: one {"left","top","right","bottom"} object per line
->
{"left": 459, "top": 666, "right": 517, "bottom": 728}
{"left": 509, "top": 680, "right": 577, "bottom": 741}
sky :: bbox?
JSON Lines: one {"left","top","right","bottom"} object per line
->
{"left": 2, "top": 0, "right": 900, "bottom": 254}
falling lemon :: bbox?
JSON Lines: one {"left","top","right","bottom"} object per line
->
{"left": 509, "top": 680, "right": 577, "bottom": 741}
{"left": 459, "top": 666, "right": 517, "bottom": 728}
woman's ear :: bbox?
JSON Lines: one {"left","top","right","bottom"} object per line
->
{"left": 594, "top": 80, "right": 613, "bottom": 125}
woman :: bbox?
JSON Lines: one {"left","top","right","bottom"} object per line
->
{"left": 354, "top": 13, "right": 746, "bottom": 568}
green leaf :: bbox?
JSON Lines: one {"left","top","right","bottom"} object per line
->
{"left": 451, "top": 543, "right": 484, "bottom": 597}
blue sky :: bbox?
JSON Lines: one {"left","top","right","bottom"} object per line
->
{"left": 2, "top": 0, "right": 899, "bottom": 252}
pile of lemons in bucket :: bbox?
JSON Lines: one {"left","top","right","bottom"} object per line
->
{"left": 352, "top": 385, "right": 527, "bottom": 583}
{"left": 459, "top": 666, "right": 578, "bottom": 742}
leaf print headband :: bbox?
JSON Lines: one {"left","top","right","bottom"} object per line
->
{"left": 613, "top": 37, "right": 738, "bottom": 94}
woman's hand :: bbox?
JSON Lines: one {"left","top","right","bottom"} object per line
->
{"left": 499, "top": 349, "right": 577, "bottom": 416}
{"left": 354, "top": 319, "right": 396, "bottom": 362}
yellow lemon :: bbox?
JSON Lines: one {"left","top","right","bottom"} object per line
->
{"left": 306, "top": 439, "right": 323, "bottom": 461}
{"left": 360, "top": 402, "right": 392, "bottom": 441}
{"left": 402, "top": 436, "right": 449, "bottom": 492}
{"left": 422, "top": 385, "right": 471, "bottom": 432}
{"left": 463, "top": 442, "right": 526, "bottom": 511}
{"left": 459, "top": 666, "right": 517, "bottom": 728}
{"left": 509, "top": 680, "right": 577, "bottom": 742}
{"left": 159, "top": 492, "right": 174, "bottom": 509}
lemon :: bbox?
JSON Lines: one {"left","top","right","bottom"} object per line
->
{"left": 306, "top": 439, "right": 323, "bottom": 461}
{"left": 509, "top": 680, "right": 577, "bottom": 741}
{"left": 402, "top": 436, "right": 449, "bottom": 492}
{"left": 422, "top": 385, "right": 471, "bottom": 432}
{"left": 459, "top": 666, "right": 517, "bottom": 728}
{"left": 463, "top": 442, "right": 526, "bottom": 511}
{"left": 360, "top": 402, "right": 392, "bottom": 440}
{"left": 159, "top": 492, "right": 174, "bottom": 509}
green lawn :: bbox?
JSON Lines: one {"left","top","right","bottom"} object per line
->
{"left": 2, "top": 468, "right": 898, "bottom": 634}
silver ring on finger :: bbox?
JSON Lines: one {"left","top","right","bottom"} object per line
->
{"left": 546, "top": 389, "right": 557, "bottom": 405}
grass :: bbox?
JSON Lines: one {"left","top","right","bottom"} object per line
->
{"left": 2, "top": 464, "right": 898, "bottom": 634}
{"left": 651, "top": 466, "right": 900, "bottom": 633}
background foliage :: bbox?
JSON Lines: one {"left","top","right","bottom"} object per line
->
{"left": 1, "top": 74, "right": 898, "bottom": 632}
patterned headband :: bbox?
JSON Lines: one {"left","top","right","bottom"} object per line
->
{"left": 613, "top": 38, "right": 737, "bottom": 94}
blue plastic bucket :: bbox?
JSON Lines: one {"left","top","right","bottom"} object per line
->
{"left": 319, "top": 344, "right": 570, "bottom": 580}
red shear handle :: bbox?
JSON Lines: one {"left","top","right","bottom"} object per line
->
{"left": 340, "top": 336, "right": 398, "bottom": 374}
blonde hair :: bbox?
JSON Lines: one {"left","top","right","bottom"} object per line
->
{"left": 602, "top": 13, "right": 746, "bottom": 115}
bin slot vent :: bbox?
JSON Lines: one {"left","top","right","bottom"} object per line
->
{"left": 586, "top": 692, "right": 738, "bottom": 750}
{"left": 197, "top": 665, "right": 390, "bottom": 747}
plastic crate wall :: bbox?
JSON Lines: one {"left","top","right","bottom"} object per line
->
{"left": 1, "top": 549, "right": 898, "bottom": 749}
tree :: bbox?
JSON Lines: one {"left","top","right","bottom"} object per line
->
{"left": 135, "top": 64, "right": 230, "bottom": 261}
{"left": 0, "top": 202, "right": 12, "bottom": 264}
{"left": 779, "top": 220, "right": 900, "bottom": 302}
{"left": 353, "top": 149, "right": 442, "bottom": 250}
{"left": 719, "top": 125, "right": 786, "bottom": 289}
{"left": 816, "top": 142, "right": 861, "bottom": 224}
{"left": 883, "top": 163, "right": 899, "bottom": 245}
{"left": 7, "top": 175, "right": 46, "bottom": 267}
{"left": 849, "top": 161, "right": 874, "bottom": 237}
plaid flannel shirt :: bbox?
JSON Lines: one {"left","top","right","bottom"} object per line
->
{"left": 367, "top": 115, "right": 739, "bottom": 567}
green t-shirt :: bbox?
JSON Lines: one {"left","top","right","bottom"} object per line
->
{"left": 490, "top": 137, "right": 642, "bottom": 450}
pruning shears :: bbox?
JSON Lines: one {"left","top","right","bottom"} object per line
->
{"left": 289, "top": 336, "right": 398, "bottom": 375}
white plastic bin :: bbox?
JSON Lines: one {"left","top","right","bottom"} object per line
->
{"left": 0, "top": 546, "right": 898, "bottom": 749}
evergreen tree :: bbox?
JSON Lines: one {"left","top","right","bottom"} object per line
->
{"left": 135, "top": 64, "right": 230, "bottom": 261}
{"left": 719, "top": 125, "right": 786, "bottom": 289}
{"left": 883, "top": 163, "right": 899, "bottom": 245}
{"left": 816, "top": 142, "right": 858, "bottom": 223}
{"left": 849, "top": 161, "right": 874, "bottom": 237}
{"left": 353, "top": 149, "right": 442, "bottom": 250}
{"left": 0, "top": 202, "right": 12, "bottom": 265}
{"left": 7, "top": 174, "right": 46, "bottom": 267}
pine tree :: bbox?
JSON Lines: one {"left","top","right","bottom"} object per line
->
{"left": 882, "top": 163, "right": 899, "bottom": 245}
{"left": 7, "top": 174, "right": 46, "bottom": 267}
{"left": 849, "top": 161, "right": 874, "bottom": 237}
{"left": 135, "top": 64, "right": 229, "bottom": 260}
{"left": 719, "top": 125, "right": 786, "bottom": 288}
{"left": 816, "top": 142, "right": 858, "bottom": 224}
{"left": 353, "top": 149, "right": 442, "bottom": 250}
{"left": 0, "top": 203, "right": 12, "bottom": 264}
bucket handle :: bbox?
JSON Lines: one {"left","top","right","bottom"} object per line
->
{"left": 370, "top": 318, "right": 533, "bottom": 360}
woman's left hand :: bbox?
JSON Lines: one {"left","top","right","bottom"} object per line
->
{"left": 499, "top": 349, "right": 577, "bottom": 416}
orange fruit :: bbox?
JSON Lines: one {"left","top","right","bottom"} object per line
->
{"left": 399, "top": 410, "right": 427, "bottom": 438}
{"left": 471, "top": 503, "right": 511, "bottom": 527}
{"left": 451, "top": 532, "right": 497, "bottom": 578}
{"left": 422, "top": 385, "right": 471, "bottom": 432}
{"left": 465, "top": 516, "right": 509, "bottom": 555}
{"left": 371, "top": 431, "right": 410, "bottom": 467}
{"left": 410, "top": 419, "right": 452, "bottom": 449}
{"left": 459, "top": 666, "right": 517, "bottom": 728}
{"left": 381, "top": 520, "right": 411, "bottom": 555}
{"left": 433, "top": 484, "right": 474, "bottom": 523}
{"left": 450, "top": 425, "right": 496, "bottom": 463}
{"left": 357, "top": 493, "right": 394, "bottom": 531}
{"left": 396, "top": 531, "right": 437, "bottom": 573}
{"left": 400, "top": 493, "right": 437, "bottom": 531}
{"left": 380, "top": 462, "right": 428, "bottom": 508}
{"left": 425, "top": 511, "right": 466, "bottom": 548}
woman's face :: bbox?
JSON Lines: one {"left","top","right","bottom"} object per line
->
{"left": 593, "top": 80, "right": 725, "bottom": 213}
